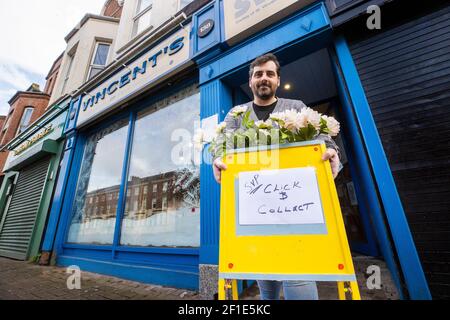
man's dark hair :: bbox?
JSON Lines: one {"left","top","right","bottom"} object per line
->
{"left": 249, "top": 53, "right": 281, "bottom": 78}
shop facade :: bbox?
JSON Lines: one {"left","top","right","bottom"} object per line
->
{"left": 46, "top": 0, "right": 449, "bottom": 299}
{"left": 0, "top": 103, "right": 69, "bottom": 261}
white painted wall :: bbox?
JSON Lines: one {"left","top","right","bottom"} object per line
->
{"left": 50, "top": 16, "right": 119, "bottom": 104}
{"left": 113, "top": 0, "right": 186, "bottom": 58}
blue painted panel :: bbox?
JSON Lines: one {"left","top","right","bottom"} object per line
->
{"left": 112, "top": 112, "right": 135, "bottom": 258}
{"left": 191, "top": 0, "right": 222, "bottom": 58}
{"left": 331, "top": 59, "right": 405, "bottom": 298}
{"left": 64, "top": 96, "right": 82, "bottom": 134}
{"left": 41, "top": 135, "right": 78, "bottom": 252}
{"left": 199, "top": 80, "right": 233, "bottom": 264}
{"left": 334, "top": 35, "right": 431, "bottom": 300}
{"left": 57, "top": 255, "right": 198, "bottom": 290}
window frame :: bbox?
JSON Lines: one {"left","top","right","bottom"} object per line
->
{"left": 132, "top": 0, "right": 153, "bottom": 38}
{"left": 63, "top": 81, "right": 200, "bottom": 251}
{"left": 61, "top": 47, "right": 76, "bottom": 95}
{"left": 87, "top": 41, "right": 111, "bottom": 81}
{"left": 16, "top": 106, "right": 34, "bottom": 136}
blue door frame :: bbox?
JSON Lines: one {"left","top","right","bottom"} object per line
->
{"left": 197, "top": 1, "right": 430, "bottom": 300}
{"left": 333, "top": 35, "right": 431, "bottom": 300}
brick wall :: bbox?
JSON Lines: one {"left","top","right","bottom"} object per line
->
{"left": 102, "top": 0, "right": 123, "bottom": 18}
{"left": 0, "top": 93, "right": 50, "bottom": 174}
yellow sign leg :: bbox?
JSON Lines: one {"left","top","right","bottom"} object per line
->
{"left": 218, "top": 279, "right": 239, "bottom": 300}
{"left": 350, "top": 281, "right": 361, "bottom": 300}
{"left": 338, "top": 281, "right": 361, "bottom": 300}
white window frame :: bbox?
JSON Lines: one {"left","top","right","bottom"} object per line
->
{"left": 61, "top": 50, "right": 75, "bottom": 95}
{"left": 132, "top": 0, "right": 153, "bottom": 37}
{"left": 87, "top": 41, "right": 111, "bottom": 81}
{"left": 15, "top": 107, "right": 33, "bottom": 136}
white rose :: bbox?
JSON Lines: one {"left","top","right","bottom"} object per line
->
{"left": 301, "top": 107, "right": 322, "bottom": 130}
{"left": 269, "top": 111, "right": 286, "bottom": 122}
{"left": 216, "top": 121, "right": 227, "bottom": 134}
{"left": 255, "top": 119, "right": 273, "bottom": 129}
{"left": 283, "top": 109, "right": 307, "bottom": 132}
{"left": 230, "top": 105, "right": 248, "bottom": 117}
{"left": 323, "top": 115, "right": 340, "bottom": 137}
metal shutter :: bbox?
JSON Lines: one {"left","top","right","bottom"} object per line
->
{"left": 0, "top": 156, "right": 50, "bottom": 260}
{"left": 348, "top": 5, "right": 450, "bottom": 299}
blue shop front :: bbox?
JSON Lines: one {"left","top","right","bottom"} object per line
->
{"left": 46, "top": 0, "right": 431, "bottom": 299}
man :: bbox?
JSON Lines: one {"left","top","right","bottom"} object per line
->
{"left": 212, "top": 53, "right": 341, "bottom": 300}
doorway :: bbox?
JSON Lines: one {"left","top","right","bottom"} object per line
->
{"left": 222, "top": 47, "right": 379, "bottom": 256}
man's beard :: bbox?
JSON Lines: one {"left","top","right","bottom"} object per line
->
{"left": 254, "top": 83, "right": 275, "bottom": 101}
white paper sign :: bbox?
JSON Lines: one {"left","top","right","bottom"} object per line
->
{"left": 238, "top": 167, "right": 324, "bottom": 225}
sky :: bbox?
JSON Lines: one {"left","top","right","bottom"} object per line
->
{"left": 0, "top": 0, "right": 106, "bottom": 116}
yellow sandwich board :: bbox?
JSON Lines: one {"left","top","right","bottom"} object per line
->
{"left": 218, "top": 140, "right": 360, "bottom": 300}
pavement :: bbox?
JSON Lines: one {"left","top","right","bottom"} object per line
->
{"left": 0, "top": 257, "right": 199, "bottom": 300}
{"left": 0, "top": 256, "right": 398, "bottom": 300}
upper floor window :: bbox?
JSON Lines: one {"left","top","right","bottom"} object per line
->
{"left": 87, "top": 42, "right": 111, "bottom": 80}
{"left": 61, "top": 51, "right": 75, "bottom": 95}
{"left": 133, "top": 0, "right": 153, "bottom": 37}
{"left": 17, "top": 107, "right": 34, "bottom": 135}
{"left": 2, "top": 110, "right": 13, "bottom": 132}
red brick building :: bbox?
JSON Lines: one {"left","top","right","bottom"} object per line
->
{"left": 101, "top": 0, "right": 123, "bottom": 18}
{"left": 0, "top": 84, "right": 50, "bottom": 175}
{"left": 0, "top": 48, "right": 65, "bottom": 180}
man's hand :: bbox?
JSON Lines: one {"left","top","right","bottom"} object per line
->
{"left": 322, "top": 148, "right": 340, "bottom": 179}
{"left": 213, "top": 158, "right": 228, "bottom": 184}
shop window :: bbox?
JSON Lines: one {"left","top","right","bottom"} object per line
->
{"left": 132, "top": 0, "right": 153, "bottom": 37}
{"left": 67, "top": 118, "right": 129, "bottom": 245}
{"left": 120, "top": 85, "right": 200, "bottom": 248}
{"left": 87, "top": 42, "right": 111, "bottom": 80}
{"left": 16, "top": 107, "right": 34, "bottom": 135}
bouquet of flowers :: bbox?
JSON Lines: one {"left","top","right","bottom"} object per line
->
{"left": 194, "top": 106, "right": 340, "bottom": 159}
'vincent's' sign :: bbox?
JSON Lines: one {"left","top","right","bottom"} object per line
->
{"left": 76, "top": 26, "right": 191, "bottom": 128}
{"left": 238, "top": 167, "right": 325, "bottom": 225}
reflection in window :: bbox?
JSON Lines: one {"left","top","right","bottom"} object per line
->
{"left": 67, "top": 118, "right": 129, "bottom": 245}
{"left": 120, "top": 85, "right": 200, "bottom": 248}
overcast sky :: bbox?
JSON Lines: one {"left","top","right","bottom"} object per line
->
{"left": 0, "top": 0, "right": 106, "bottom": 116}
